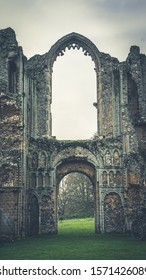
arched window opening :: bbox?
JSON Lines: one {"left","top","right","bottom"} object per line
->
{"left": 127, "top": 72, "right": 139, "bottom": 121}
{"left": 8, "top": 60, "right": 17, "bottom": 93}
{"left": 38, "top": 173, "right": 43, "bottom": 187}
{"left": 52, "top": 49, "right": 96, "bottom": 140}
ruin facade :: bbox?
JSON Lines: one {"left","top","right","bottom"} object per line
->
{"left": 0, "top": 27, "right": 146, "bottom": 237}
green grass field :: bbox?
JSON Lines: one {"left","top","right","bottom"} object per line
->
{"left": 0, "top": 218, "right": 146, "bottom": 260}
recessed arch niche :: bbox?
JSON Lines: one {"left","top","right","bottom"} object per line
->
{"left": 104, "top": 192, "right": 125, "bottom": 233}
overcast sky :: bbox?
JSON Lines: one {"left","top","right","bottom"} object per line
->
{"left": 0, "top": 0, "right": 146, "bottom": 139}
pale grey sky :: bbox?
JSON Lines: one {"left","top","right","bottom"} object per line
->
{"left": 0, "top": 0, "right": 146, "bottom": 139}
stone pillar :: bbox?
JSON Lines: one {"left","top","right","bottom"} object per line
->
{"left": 119, "top": 65, "right": 130, "bottom": 154}
{"left": 38, "top": 198, "right": 41, "bottom": 235}
{"left": 95, "top": 169, "right": 100, "bottom": 233}
{"left": 53, "top": 169, "right": 58, "bottom": 234}
{"left": 36, "top": 172, "right": 38, "bottom": 188}
{"left": 100, "top": 197, "right": 105, "bottom": 233}
{"left": 112, "top": 67, "right": 121, "bottom": 137}
{"left": 98, "top": 168, "right": 105, "bottom": 233}
{"left": 42, "top": 173, "right": 45, "bottom": 188}
{"left": 50, "top": 170, "right": 54, "bottom": 189}
{"left": 44, "top": 68, "right": 52, "bottom": 138}
{"left": 30, "top": 80, "right": 37, "bottom": 138}
{"left": 49, "top": 169, "right": 57, "bottom": 233}
{"left": 18, "top": 46, "right": 27, "bottom": 238}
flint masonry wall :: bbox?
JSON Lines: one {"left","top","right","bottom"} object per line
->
{"left": 0, "top": 28, "right": 25, "bottom": 237}
{"left": 0, "top": 27, "right": 146, "bottom": 237}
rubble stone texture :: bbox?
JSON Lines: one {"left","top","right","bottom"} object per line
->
{"left": 0, "top": 28, "right": 146, "bottom": 237}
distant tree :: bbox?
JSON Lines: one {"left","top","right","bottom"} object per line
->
{"left": 58, "top": 172, "right": 94, "bottom": 219}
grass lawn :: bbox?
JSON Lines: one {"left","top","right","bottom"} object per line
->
{"left": 0, "top": 218, "right": 146, "bottom": 260}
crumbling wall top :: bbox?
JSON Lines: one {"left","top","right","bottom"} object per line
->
{"left": 0, "top": 27, "right": 18, "bottom": 54}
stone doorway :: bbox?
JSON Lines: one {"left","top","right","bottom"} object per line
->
{"left": 55, "top": 159, "right": 99, "bottom": 233}
{"left": 58, "top": 172, "right": 94, "bottom": 220}
{"left": 28, "top": 194, "right": 39, "bottom": 236}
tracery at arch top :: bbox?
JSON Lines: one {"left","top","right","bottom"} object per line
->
{"left": 47, "top": 32, "right": 101, "bottom": 69}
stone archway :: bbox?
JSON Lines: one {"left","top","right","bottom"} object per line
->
{"left": 56, "top": 160, "right": 96, "bottom": 186}
{"left": 55, "top": 159, "right": 99, "bottom": 233}
{"left": 47, "top": 32, "right": 101, "bottom": 69}
{"left": 44, "top": 32, "right": 102, "bottom": 138}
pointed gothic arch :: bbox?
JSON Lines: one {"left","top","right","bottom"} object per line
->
{"left": 44, "top": 32, "right": 102, "bottom": 137}
{"left": 47, "top": 32, "right": 101, "bottom": 69}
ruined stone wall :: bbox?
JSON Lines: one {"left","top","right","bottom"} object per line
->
{"left": 0, "top": 27, "right": 146, "bottom": 237}
{"left": 104, "top": 192, "right": 125, "bottom": 233}
{"left": 121, "top": 47, "right": 146, "bottom": 229}
{"left": 126, "top": 47, "right": 146, "bottom": 160}
{"left": 0, "top": 190, "right": 18, "bottom": 236}
{"left": 98, "top": 54, "right": 120, "bottom": 137}
{"left": 0, "top": 28, "right": 17, "bottom": 93}
{"left": 127, "top": 46, "right": 146, "bottom": 120}
{"left": 26, "top": 138, "right": 56, "bottom": 234}
{"left": 27, "top": 54, "right": 50, "bottom": 138}
{"left": 0, "top": 28, "right": 25, "bottom": 237}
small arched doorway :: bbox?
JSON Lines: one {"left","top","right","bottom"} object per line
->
{"left": 55, "top": 159, "right": 99, "bottom": 233}
{"left": 28, "top": 194, "right": 39, "bottom": 236}
{"left": 104, "top": 192, "right": 125, "bottom": 233}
